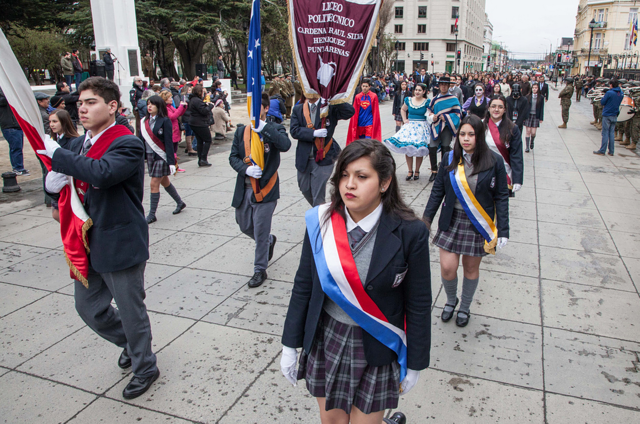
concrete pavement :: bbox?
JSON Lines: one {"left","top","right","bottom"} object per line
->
{"left": 0, "top": 89, "right": 639, "bottom": 423}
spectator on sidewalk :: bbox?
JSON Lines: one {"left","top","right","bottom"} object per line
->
{"left": 55, "top": 81, "right": 79, "bottom": 128}
{"left": 103, "top": 48, "right": 115, "bottom": 81}
{"left": 61, "top": 52, "right": 74, "bottom": 88}
{"left": 217, "top": 55, "right": 225, "bottom": 79}
{"left": 594, "top": 78, "right": 624, "bottom": 157}
{"left": 71, "top": 49, "right": 83, "bottom": 91}
{"left": 0, "top": 88, "right": 29, "bottom": 176}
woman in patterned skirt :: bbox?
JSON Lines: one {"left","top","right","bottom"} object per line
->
{"left": 281, "top": 139, "right": 431, "bottom": 423}
{"left": 423, "top": 115, "right": 510, "bottom": 327}
{"left": 142, "top": 95, "right": 186, "bottom": 224}
{"left": 523, "top": 83, "right": 544, "bottom": 152}
{"left": 383, "top": 83, "right": 432, "bottom": 181}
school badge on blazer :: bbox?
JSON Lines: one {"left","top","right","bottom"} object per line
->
{"left": 158, "top": 127, "right": 163, "bottom": 135}
{"left": 264, "top": 143, "right": 271, "bottom": 153}
{"left": 392, "top": 266, "right": 408, "bottom": 288}
{"left": 490, "top": 177, "right": 495, "bottom": 188}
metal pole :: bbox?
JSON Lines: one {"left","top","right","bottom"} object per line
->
{"left": 587, "top": 26, "right": 594, "bottom": 76}
{"left": 455, "top": 32, "right": 458, "bottom": 74}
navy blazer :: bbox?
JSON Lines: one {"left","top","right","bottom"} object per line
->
{"left": 290, "top": 102, "right": 354, "bottom": 173}
{"left": 499, "top": 122, "right": 523, "bottom": 186}
{"left": 538, "top": 82, "right": 549, "bottom": 101}
{"left": 142, "top": 116, "right": 175, "bottom": 166}
{"left": 423, "top": 151, "right": 510, "bottom": 239}
{"left": 50, "top": 128, "right": 149, "bottom": 273}
{"left": 282, "top": 211, "right": 432, "bottom": 370}
{"left": 229, "top": 122, "right": 291, "bottom": 207}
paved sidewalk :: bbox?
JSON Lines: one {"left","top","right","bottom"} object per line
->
{"left": 0, "top": 92, "right": 639, "bottom": 423}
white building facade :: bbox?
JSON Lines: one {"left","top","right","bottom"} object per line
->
{"left": 385, "top": 0, "right": 487, "bottom": 75}
{"left": 483, "top": 13, "right": 493, "bottom": 71}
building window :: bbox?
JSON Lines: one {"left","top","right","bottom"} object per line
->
{"left": 446, "top": 43, "right": 456, "bottom": 52}
{"left": 594, "top": 33, "right": 602, "bottom": 49}
{"left": 452, "top": 6, "right": 459, "bottom": 19}
{"left": 596, "top": 9, "right": 604, "bottom": 22}
{"left": 630, "top": 8, "right": 638, "bottom": 23}
{"left": 417, "top": 24, "right": 426, "bottom": 34}
{"left": 418, "top": 6, "right": 427, "bottom": 18}
{"left": 451, "top": 25, "right": 458, "bottom": 34}
{"left": 395, "top": 6, "right": 403, "bottom": 18}
{"left": 413, "top": 42, "right": 429, "bottom": 51}
{"left": 396, "top": 42, "right": 406, "bottom": 51}
{"left": 395, "top": 25, "right": 403, "bottom": 34}
{"left": 625, "top": 32, "right": 632, "bottom": 50}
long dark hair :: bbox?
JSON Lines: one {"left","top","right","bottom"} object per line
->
{"left": 527, "top": 84, "right": 544, "bottom": 111}
{"left": 447, "top": 115, "right": 495, "bottom": 176}
{"left": 483, "top": 95, "right": 515, "bottom": 146}
{"left": 147, "top": 95, "right": 168, "bottom": 118}
{"left": 414, "top": 83, "right": 428, "bottom": 98}
{"left": 49, "top": 109, "right": 79, "bottom": 141}
{"left": 324, "top": 139, "right": 417, "bottom": 226}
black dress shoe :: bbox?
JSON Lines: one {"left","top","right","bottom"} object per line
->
{"left": 173, "top": 202, "right": 186, "bottom": 215}
{"left": 441, "top": 298, "right": 459, "bottom": 322}
{"left": 413, "top": 171, "right": 420, "bottom": 180}
{"left": 429, "top": 172, "right": 437, "bottom": 182}
{"left": 118, "top": 348, "right": 131, "bottom": 369}
{"left": 405, "top": 171, "right": 414, "bottom": 181}
{"left": 248, "top": 270, "right": 267, "bottom": 288}
{"left": 146, "top": 215, "right": 157, "bottom": 224}
{"left": 268, "top": 235, "right": 277, "bottom": 261}
{"left": 198, "top": 160, "right": 212, "bottom": 167}
{"left": 122, "top": 369, "right": 160, "bottom": 400}
{"left": 383, "top": 412, "right": 407, "bottom": 424}
{"left": 456, "top": 310, "right": 470, "bottom": 327}
{"left": 188, "top": 152, "right": 198, "bottom": 157}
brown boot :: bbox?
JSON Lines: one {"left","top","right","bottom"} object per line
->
{"left": 627, "top": 142, "right": 637, "bottom": 150}
{"left": 558, "top": 123, "right": 567, "bottom": 129}
{"left": 615, "top": 131, "right": 623, "bottom": 141}
{"left": 595, "top": 123, "right": 602, "bottom": 130}
{"left": 621, "top": 136, "right": 631, "bottom": 146}
{"left": 590, "top": 120, "right": 597, "bottom": 125}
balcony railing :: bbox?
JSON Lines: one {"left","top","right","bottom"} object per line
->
{"left": 580, "top": 47, "right": 607, "bottom": 55}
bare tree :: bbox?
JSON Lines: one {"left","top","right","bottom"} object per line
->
{"left": 377, "top": 0, "right": 395, "bottom": 40}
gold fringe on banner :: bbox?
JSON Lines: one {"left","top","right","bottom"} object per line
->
{"left": 65, "top": 252, "right": 89, "bottom": 288}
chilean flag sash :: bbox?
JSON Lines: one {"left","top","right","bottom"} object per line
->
{"left": 305, "top": 204, "right": 408, "bottom": 381}
{"left": 485, "top": 119, "right": 512, "bottom": 187}
{"left": 140, "top": 117, "right": 167, "bottom": 162}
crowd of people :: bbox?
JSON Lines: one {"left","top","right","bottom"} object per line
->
{"left": 3, "top": 53, "right": 638, "bottom": 424}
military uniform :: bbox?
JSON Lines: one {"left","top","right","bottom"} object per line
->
{"left": 575, "top": 78, "right": 583, "bottom": 102}
{"left": 558, "top": 82, "right": 574, "bottom": 128}
{"left": 284, "top": 76, "right": 295, "bottom": 119}
{"left": 626, "top": 85, "right": 640, "bottom": 150}
{"left": 294, "top": 80, "right": 303, "bottom": 105}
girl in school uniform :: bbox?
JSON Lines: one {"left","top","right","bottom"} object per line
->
{"left": 141, "top": 95, "right": 186, "bottom": 224}
{"left": 281, "top": 139, "right": 431, "bottom": 424}
{"left": 423, "top": 115, "right": 510, "bottom": 327}
{"left": 48, "top": 109, "right": 80, "bottom": 222}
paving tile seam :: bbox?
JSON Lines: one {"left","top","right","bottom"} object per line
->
{"left": 426, "top": 365, "right": 545, "bottom": 393}
{"left": 538, "top": 277, "right": 639, "bottom": 294}
{"left": 0, "top": 278, "right": 66, "bottom": 295}
{"left": 143, "top": 267, "right": 184, "bottom": 291}
{"left": 531, "top": 148, "right": 549, "bottom": 424}
{"left": 431, "top": 305, "right": 542, "bottom": 328}
{"left": 562, "top": 131, "right": 640, "bottom": 299}
{"left": 544, "top": 391, "right": 640, "bottom": 413}
{"left": 214, "top": 348, "right": 282, "bottom": 424}
{"left": 0, "top": 288, "right": 53, "bottom": 319}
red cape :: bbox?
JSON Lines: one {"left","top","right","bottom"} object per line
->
{"left": 347, "top": 92, "right": 382, "bottom": 144}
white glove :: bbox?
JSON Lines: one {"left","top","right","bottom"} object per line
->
{"left": 36, "top": 134, "right": 61, "bottom": 159}
{"left": 280, "top": 346, "right": 298, "bottom": 386}
{"left": 512, "top": 183, "right": 522, "bottom": 192}
{"left": 245, "top": 165, "right": 263, "bottom": 179}
{"left": 253, "top": 120, "right": 267, "bottom": 133}
{"left": 313, "top": 128, "right": 328, "bottom": 138}
{"left": 400, "top": 369, "right": 420, "bottom": 395}
{"left": 497, "top": 237, "right": 508, "bottom": 249}
{"left": 45, "top": 171, "right": 69, "bottom": 194}
{"left": 169, "top": 165, "right": 176, "bottom": 175}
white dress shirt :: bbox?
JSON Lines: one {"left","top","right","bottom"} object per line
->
{"left": 345, "top": 202, "right": 383, "bottom": 232}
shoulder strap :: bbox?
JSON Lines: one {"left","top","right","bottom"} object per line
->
{"left": 242, "top": 125, "right": 278, "bottom": 202}
{"left": 303, "top": 101, "right": 315, "bottom": 129}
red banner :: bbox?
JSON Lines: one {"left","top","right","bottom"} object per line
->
{"left": 288, "top": 0, "right": 381, "bottom": 110}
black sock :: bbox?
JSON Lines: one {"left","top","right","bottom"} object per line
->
{"left": 531, "top": 135, "right": 536, "bottom": 147}
{"left": 164, "top": 183, "right": 182, "bottom": 205}
{"left": 396, "top": 125, "right": 400, "bottom": 132}
{"left": 428, "top": 147, "right": 438, "bottom": 171}
{"left": 148, "top": 192, "right": 160, "bottom": 218}
{"left": 525, "top": 136, "right": 530, "bottom": 148}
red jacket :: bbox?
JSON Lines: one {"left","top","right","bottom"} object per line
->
{"left": 166, "top": 103, "right": 186, "bottom": 143}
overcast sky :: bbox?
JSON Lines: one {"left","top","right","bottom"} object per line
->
{"left": 486, "top": 0, "right": 579, "bottom": 60}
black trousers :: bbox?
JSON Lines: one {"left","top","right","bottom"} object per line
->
{"left": 106, "top": 70, "right": 114, "bottom": 81}
{"left": 191, "top": 125, "right": 212, "bottom": 162}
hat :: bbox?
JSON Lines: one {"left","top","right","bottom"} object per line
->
{"left": 633, "top": 81, "right": 640, "bottom": 87}
{"left": 34, "top": 92, "right": 49, "bottom": 100}
{"left": 596, "top": 78, "right": 604, "bottom": 83}
{"left": 623, "top": 83, "right": 632, "bottom": 88}
{"left": 50, "top": 95, "right": 64, "bottom": 108}
{"left": 437, "top": 76, "right": 452, "bottom": 84}
{"left": 619, "top": 79, "right": 628, "bottom": 84}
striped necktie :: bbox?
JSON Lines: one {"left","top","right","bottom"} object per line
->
{"left": 348, "top": 226, "right": 367, "bottom": 250}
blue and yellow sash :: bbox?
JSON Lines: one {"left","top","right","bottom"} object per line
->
{"left": 448, "top": 152, "right": 498, "bottom": 255}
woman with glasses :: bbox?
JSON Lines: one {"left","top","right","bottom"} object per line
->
{"left": 483, "top": 95, "right": 524, "bottom": 196}
{"left": 462, "top": 84, "right": 491, "bottom": 119}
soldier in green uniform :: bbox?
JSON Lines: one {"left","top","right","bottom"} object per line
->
{"left": 284, "top": 74, "right": 295, "bottom": 119}
{"left": 575, "top": 77, "right": 583, "bottom": 102}
{"left": 615, "top": 80, "right": 629, "bottom": 142}
{"left": 558, "top": 77, "right": 574, "bottom": 128}
{"left": 293, "top": 78, "right": 303, "bottom": 105}
{"left": 626, "top": 81, "right": 640, "bottom": 150}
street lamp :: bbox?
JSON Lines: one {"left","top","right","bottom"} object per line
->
{"left": 587, "top": 18, "right": 598, "bottom": 76}
{"left": 395, "top": 41, "right": 400, "bottom": 73}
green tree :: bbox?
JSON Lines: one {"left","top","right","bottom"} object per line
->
{"left": 7, "top": 27, "right": 71, "bottom": 84}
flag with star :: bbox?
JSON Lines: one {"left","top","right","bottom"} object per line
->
{"left": 247, "top": 0, "right": 264, "bottom": 169}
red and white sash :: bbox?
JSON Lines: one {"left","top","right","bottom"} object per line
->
{"left": 140, "top": 117, "right": 167, "bottom": 162}
{"left": 485, "top": 119, "right": 512, "bottom": 187}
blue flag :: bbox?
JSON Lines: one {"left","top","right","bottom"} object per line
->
{"left": 247, "top": 0, "right": 262, "bottom": 127}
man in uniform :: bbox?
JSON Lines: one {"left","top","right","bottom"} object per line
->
{"left": 615, "top": 80, "right": 629, "bottom": 142}
{"left": 293, "top": 77, "right": 303, "bottom": 105}
{"left": 624, "top": 81, "right": 640, "bottom": 150}
{"left": 575, "top": 76, "right": 583, "bottom": 102}
{"left": 39, "top": 77, "right": 159, "bottom": 400}
{"left": 284, "top": 74, "right": 295, "bottom": 119}
{"left": 558, "top": 77, "right": 574, "bottom": 129}
{"left": 142, "top": 52, "right": 154, "bottom": 79}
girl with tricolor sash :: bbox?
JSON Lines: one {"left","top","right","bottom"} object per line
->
{"left": 282, "top": 139, "right": 431, "bottom": 423}
{"left": 423, "top": 115, "right": 510, "bottom": 328}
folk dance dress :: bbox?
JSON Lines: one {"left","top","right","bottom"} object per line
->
{"left": 383, "top": 97, "right": 432, "bottom": 157}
